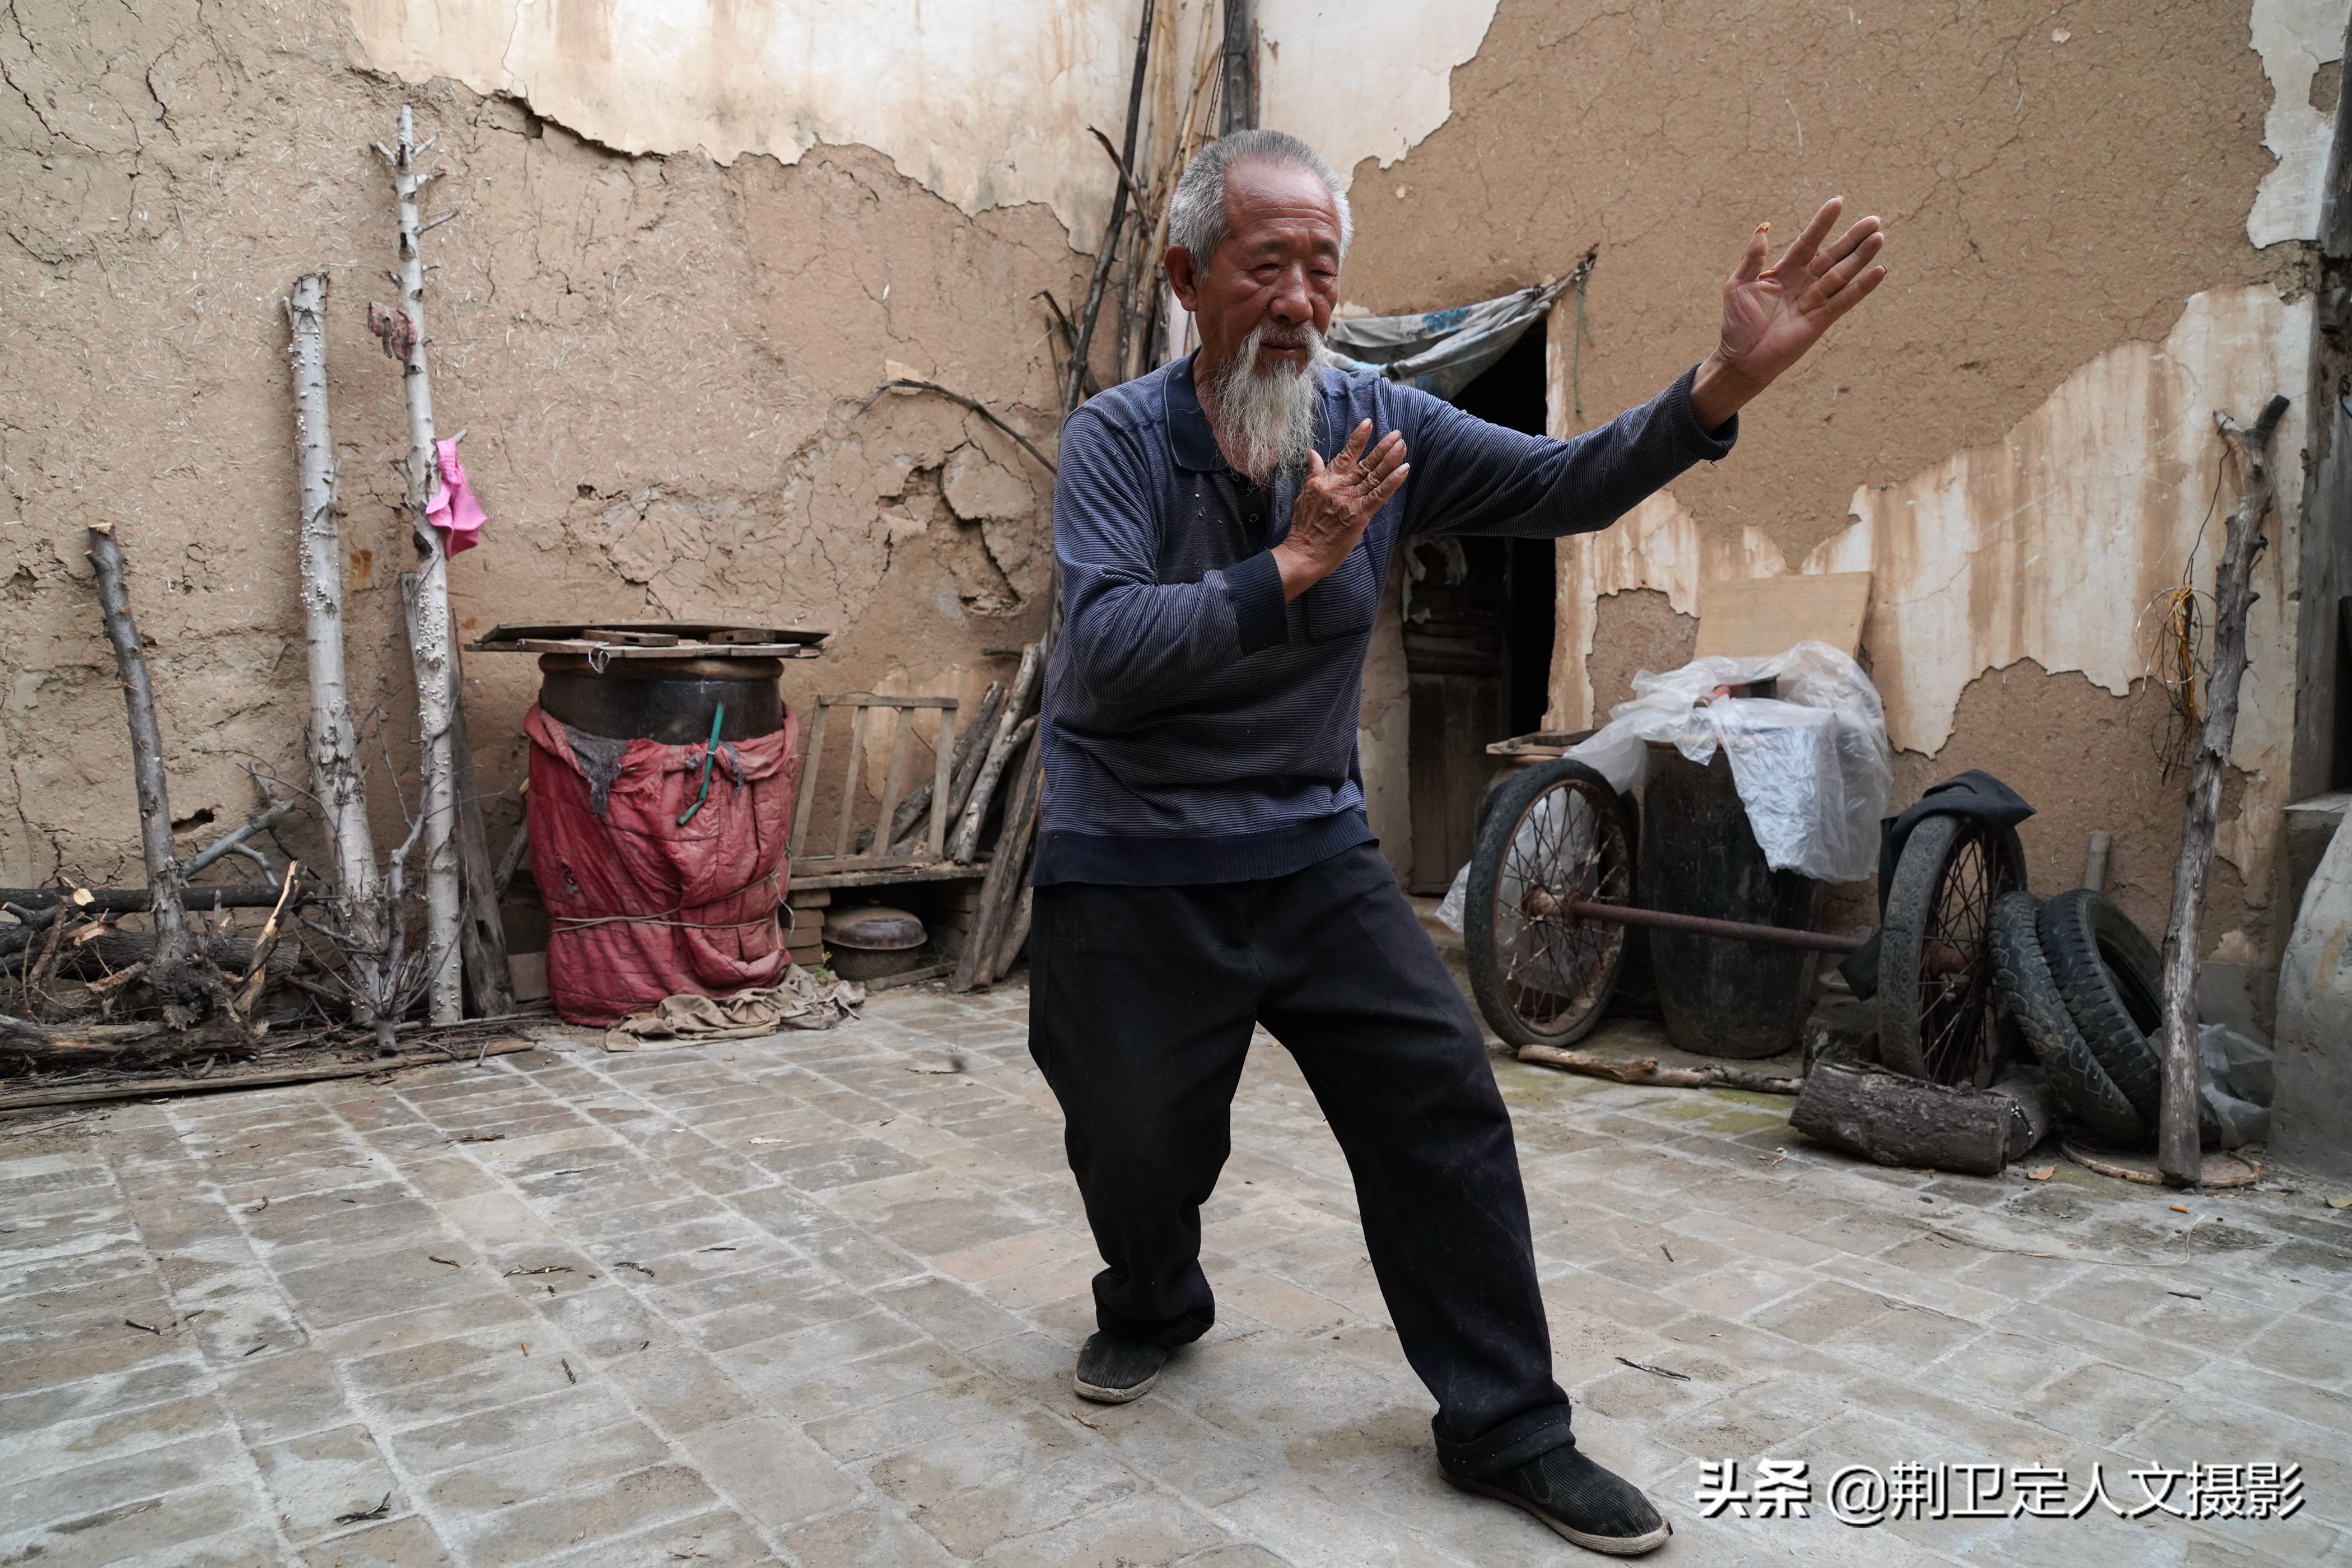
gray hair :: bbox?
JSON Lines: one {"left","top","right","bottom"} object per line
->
{"left": 1165, "top": 129, "right": 1354, "bottom": 268}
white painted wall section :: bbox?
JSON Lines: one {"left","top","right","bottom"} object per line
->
{"left": 1256, "top": 1, "right": 1502, "bottom": 185}
{"left": 346, "top": 0, "right": 1505, "bottom": 244}
{"left": 2247, "top": 0, "right": 2351, "bottom": 246}
{"left": 1553, "top": 287, "right": 2309, "bottom": 905}
{"left": 344, "top": 0, "right": 1150, "bottom": 249}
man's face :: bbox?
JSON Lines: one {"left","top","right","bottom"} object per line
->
{"left": 1167, "top": 158, "right": 1343, "bottom": 378}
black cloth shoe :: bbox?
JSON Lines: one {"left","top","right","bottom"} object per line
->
{"left": 1445, "top": 1442, "right": 1670, "bottom": 1556}
{"left": 1073, "top": 1331, "right": 1166, "bottom": 1404}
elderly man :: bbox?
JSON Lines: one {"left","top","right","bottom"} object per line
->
{"left": 1028, "top": 129, "right": 1884, "bottom": 1555}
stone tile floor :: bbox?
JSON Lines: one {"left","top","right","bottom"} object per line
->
{"left": 3, "top": 975, "right": 2349, "bottom": 1566}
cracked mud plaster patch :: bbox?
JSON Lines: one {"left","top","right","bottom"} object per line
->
{"left": 1, "top": 2, "right": 1078, "bottom": 885}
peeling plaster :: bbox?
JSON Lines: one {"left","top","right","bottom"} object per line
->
{"left": 2247, "top": 0, "right": 2350, "bottom": 246}
{"left": 1808, "top": 286, "right": 2307, "bottom": 885}
{"left": 1550, "top": 488, "right": 1788, "bottom": 734}
{"left": 1555, "top": 286, "right": 2308, "bottom": 903}
{"left": 1258, "top": 1, "right": 1501, "bottom": 188}
{"left": 346, "top": 0, "right": 1151, "bottom": 248}
{"left": 346, "top": 0, "right": 1504, "bottom": 249}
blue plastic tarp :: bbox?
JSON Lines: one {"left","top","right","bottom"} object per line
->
{"left": 1321, "top": 278, "right": 1569, "bottom": 401}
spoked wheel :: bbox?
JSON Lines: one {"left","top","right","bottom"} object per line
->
{"left": 1464, "top": 760, "right": 1637, "bottom": 1048}
{"left": 1877, "top": 814, "right": 2028, "bottom": 1086}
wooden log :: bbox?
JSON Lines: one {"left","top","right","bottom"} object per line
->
{"left": 889, "top": 682, "right": 1001, "bottom": 850}
{"left": 1062, "top": 0, "right": 1155, "bottom": 414}
{"left": 1516, "top": 1044, "right": 1800, "bottom": 1095}
{"left": 444, "top": 673, "right": 515, "bottom": 1017}
{"left": 986, "top": 736, "right": 1048, "bottom": 981}
{"left": 85, "top": 523, "right": 206, "bottom": 1020}
{"left": 232, "top": 865, "right": 301, "bottom": 1019}
{"left": 950, "top": 716, "right": 1038, "bottom": 865}
{"left": 0, "top": 1035, "right": 537, "bottom": 1113}
{"left": 0, "top": 1012, "right": 251, "bottom": 1064}
{"left": 1789, "top": 1060, "right": 2017, "bottom": 1176}
{"left": 4, "top": 929, "right": 277, "bottom": 981}
{"left": 1, "top": 884, "right": 297, "bottom": 914}
{"left": 2082, "top": 830, "right": 2113, "bottom": 895}
{"left": 950, "top": 647, "right": 1042, "bottom": 862}
{"left": 2157, "top": 395, "right": 2290, "bottom": 1187}
{"left": 954, "top": 726, "right": 1045, "bottom": 992}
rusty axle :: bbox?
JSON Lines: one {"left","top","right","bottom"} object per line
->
{"left": 1559, "top": 896, "right": 1866, "bottom": 955}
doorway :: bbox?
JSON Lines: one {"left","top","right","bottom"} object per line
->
{"left": 1402, "top": 322, "right": 1557, "bottom": 893}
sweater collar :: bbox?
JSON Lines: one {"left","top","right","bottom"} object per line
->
{"left": 1165, "top": 352, "right": 1227, "bottom": 473}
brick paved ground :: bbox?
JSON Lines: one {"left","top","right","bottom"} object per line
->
{"left": 3, "top": 972, "right": 2348, "bottom": 1566}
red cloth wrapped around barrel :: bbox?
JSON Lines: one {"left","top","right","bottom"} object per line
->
{"left": 523, "top": 703, "right": 800, "bottom": 1024}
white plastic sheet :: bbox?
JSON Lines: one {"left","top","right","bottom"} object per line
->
{"left": 1434, "top": 642, "right": 1890, "bottom": 933}
{"left": 1566, "top": 641, "right": 1891, "bottom": 883}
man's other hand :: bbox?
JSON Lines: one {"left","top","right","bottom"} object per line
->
{"left": 1690, "top": 196, "right": 1887, "bottom": 431}
{"left": 1273, "top": 419, "right": 1409, "bottom": 600}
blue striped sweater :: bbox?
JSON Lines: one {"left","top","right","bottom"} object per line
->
{"left": 1035, "top": 352, "right": 1735, "bottom": 886}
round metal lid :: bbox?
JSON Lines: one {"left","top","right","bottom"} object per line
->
{"left": 821, "top": 905, "right": 927, "bottom": 951}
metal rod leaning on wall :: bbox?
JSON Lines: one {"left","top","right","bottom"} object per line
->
{"left": 376, "top": 103, "right": 465, "bottom": 1024}
{"left": 2155, "top": 394, "right": 2290, "bottom": 1186}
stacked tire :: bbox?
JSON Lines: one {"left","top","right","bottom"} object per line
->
{"left": 1988, "top": 888, "right": 2166, "bottom": 1148}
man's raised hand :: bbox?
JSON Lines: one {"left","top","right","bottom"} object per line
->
{"left": 1272, "top": 418, "right": 1408, "bottom": 600}
{"left": 1690, "top": 196, "right": 1887, "bottom": 430}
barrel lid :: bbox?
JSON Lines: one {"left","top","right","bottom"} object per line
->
{"left": 822, "top": 906, "right": 926, "bottom": 951}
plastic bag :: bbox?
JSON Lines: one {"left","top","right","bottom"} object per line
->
{"left": 1565, "top": 641, "right": 1891, "bottom": 883}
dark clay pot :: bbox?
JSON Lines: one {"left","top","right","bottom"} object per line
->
{"left": 536, "top": 654, "right": 785, "bottom": 744}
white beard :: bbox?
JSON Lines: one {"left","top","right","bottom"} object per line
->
{"left": 1207, "top": 321, "right": 1324, "bottom": 482}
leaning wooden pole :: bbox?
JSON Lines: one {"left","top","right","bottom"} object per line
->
{"left": 2157, "top": 394, "right": 2290, "bottom": 1186}
{"left": 1062, "top": 0, "right": 1156, "bottom": 414}
{"left": 377, "top": 104, "right": 463, "bottom": 1023}
{"left": 86, "top": 523, "right": 206, "bottom": 1019}
{"left": 286, "top": 272, "right": 385, "bottom": 1010}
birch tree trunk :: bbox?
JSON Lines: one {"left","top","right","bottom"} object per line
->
{"left": 380, "top": 104, "right": 462, "bottom": 1024}
{"left": 286, "top": 272, "right": 385, "bottom": 1010}
{"left": 2156, "top": 394, "right": 2290, "bottom": 1186}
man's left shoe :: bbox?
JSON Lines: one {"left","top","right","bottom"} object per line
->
{"left": 1445, "top": 1443, "right": 1671, "bottom": 1556}
{"left": 1073, "top": 1331, "right": 1166, "bottom": 1403}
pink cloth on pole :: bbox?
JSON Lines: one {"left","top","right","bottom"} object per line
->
{"left": 427, "top": 438, "right": 486, "bottom": 556}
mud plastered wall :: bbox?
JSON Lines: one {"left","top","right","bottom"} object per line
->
{"left": 1336, "top": 0, "right": 2329, "bottom": 970}
{"left": 0, "top": 0, "right": 1080, "bottom": 886}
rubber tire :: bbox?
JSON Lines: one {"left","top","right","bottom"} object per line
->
{"left": 1988, "top": 892, "right": 2146, "bottom": 1146}
{"left": 1876, "top": 814, "right": 2025, "bottom": 1085}
{"left": 2037, "top": 888, "right": 2164, "bottom": 1127}
{"left": 1464, "top": 759, "right": 1633, "bottom": 1049}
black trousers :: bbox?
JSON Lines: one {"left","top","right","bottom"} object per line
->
{"left": 1028, "top": 842, "right": 1575, "bottom": 1476}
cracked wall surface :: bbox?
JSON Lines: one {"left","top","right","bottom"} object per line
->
{"left": 0, "top": 0, "right": 1076, "bottom": 887}
{"left": 1338, "top": 0, "right": 2322, "bottom": 965}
